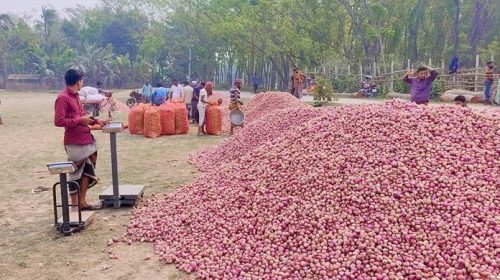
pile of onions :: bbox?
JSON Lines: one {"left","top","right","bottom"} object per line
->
{"left": 190, "top": 107, "right": 327, "bottom": 171}
{"left": 128, "top": 100, "right": 499, "bottom": 279}
{"left": 242, "top": 92, "right": 308, "bottom": 125}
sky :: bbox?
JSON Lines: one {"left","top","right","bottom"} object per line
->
{"left": 0, "top": 0, "right": 101, "bottom": 17}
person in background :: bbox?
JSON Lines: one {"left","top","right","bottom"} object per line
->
{"left": 292, "top": 68, "right": 304, "bottom": 99}
{"left": 96, "top": 80, "right": 112, "bottom": 96}
{"left": 54, "top": 69, "right": 108, "bottom": 210}
{"left": 402, "top": 65, "right": 439, "bottom": 105}
{"left": 191, "top": 81, "right": 203, "bottom": 123}
{"left": 229, "top": 79, "right": 244, "bottom": 135}
{"left": 170, "top": 79, "right": 183, "bottom": 101}
{"left": 197, "top": 81, "right": 212, "bottom": 136}
{"left": 484, "top": 61, "right": 494, "bottom": 105}
{"left": 454, "top": 95, "right": 467, "bottom": 107}
{"left": 251, "top": 73, "right": 260, "bottom": 94}
{"left": 152, "top": 82, "right": 167, "bottom": 105}
{"left": 142, "top": 81, "right": 152, "bottom": 103}
{"left": 182, "top": 81, "right": 194, "bottom": 119}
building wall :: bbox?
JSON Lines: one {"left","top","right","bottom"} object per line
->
{"left": 6, "top": 81, "right": 51, "bottom": 91}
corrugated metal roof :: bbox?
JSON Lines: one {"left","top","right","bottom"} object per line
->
{"left": 7, "top": 74, "right": 42, "bottom": 80}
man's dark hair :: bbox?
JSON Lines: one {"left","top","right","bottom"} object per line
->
{"left": 173, "top": 79, "right": 178, "bottom": 83}
{"left": 96, "top": 81, "right": 103, "bottom": 87}
{"left": 454, "top": 95, "right": 466, "bottom": 103}
{"left": 156, "top": 82, "right": 162, "bottom": 87}
{"left": 64, "top": 69, "right": 83, "bottom": 86}
{"left": 183, "top": 81, "right": 189, "bottom": 86}
{"left": 417, "top": 66, "right": 428, "bottom": 73}
{"left": 200, "top": 81, "right": 206, "bottom": 87}
{"left": 486, "top": 61, "right": 493, "bottom": 65}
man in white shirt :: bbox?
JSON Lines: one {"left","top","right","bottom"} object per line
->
{"left": 181, "top": 81, "right": 194, "bottom": 119}
{"left": 169, "top": 79, "right": 183, "bottom": 101}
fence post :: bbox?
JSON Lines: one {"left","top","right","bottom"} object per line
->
{"left": 428, "top": 58, "right": 432, "bottom": 67}
{"left": 359, "top": 63, "right": 363, "bottom": 83}
{"left": 390, "top": 60, "right": 394, "bottom": 93}
{"left": 441, "top": 59, "right": 444, "bottom": 72}
{"left": 323, "top": 66, "right": 326, "bottom": 75}
{"left": 475, "top": 54, "right": 480, "bottom": 92}
{"left": 491, "top": 54, "right": 495, "bottom": 62}
{"left": 335, "top": 65, "right": 338, "bottom": 79}
{"left": 347, "top": 64, "right": 351, "bottom": 75}
{"left": 407, "top": 59, "right": 411, "bottom": 69}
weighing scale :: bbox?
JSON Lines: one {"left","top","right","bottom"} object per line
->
{"left": 99, "top": 121, "right": 144, "bottom": 208}
{"left": 47, "top": 161, "right": 95, "bottom": 235}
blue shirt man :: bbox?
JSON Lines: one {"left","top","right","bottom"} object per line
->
{"left": 142, "top": 82, "right": 153, "bottom": 102}
{"left": 152, "top": 83, "right": 168, "bottom": 105}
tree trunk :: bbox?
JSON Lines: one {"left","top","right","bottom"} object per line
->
{"left": 409, "top": 0, "right": 425, "bottom": 63}
{"left": 452, "top": 0, "right": 460, "bottom": 57}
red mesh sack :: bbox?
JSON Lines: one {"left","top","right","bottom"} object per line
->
{"left": 128, "top": 106, "right": 145, "bottom": 135}
{"left": 159, "top": 105, "right": 176, "bottom": 135}
{"left": 143, "top": 108, "right": 161, "bottom": 138}
{"left": 174, "top": 104, "right": 189, "bottom": 134}
{"left": 205, "top": 105, "right": 222, "bottom": 135}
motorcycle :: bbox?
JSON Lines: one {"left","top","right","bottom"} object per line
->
{"left": 358, "top": 77, "right": 378, "bottom": 98}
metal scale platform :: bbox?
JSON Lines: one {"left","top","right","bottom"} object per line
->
{"left": 47, "top": 161, "right": 95, "bottom": 235}
{"left": 99, "top": 122, "right": 144, "bottom": 208}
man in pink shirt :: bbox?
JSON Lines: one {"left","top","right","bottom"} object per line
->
{"left": 54, "top": 69, "right": 108, "bottom": 210}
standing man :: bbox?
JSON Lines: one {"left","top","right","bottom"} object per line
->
{"left": 292, "top": 68, "right": 304, "bottom": 99}
{"left": 484, "top": 61, "right": 494, "bottom": 105}
{"left": 182, "top": 81, "right": 194, "bottom": 119}
{"left": 170, "top": 79, "right": 183, "bottom": 101}
{"left": 54, "top": 69, "right": 107, "bottom": 210}
{"left": 402, "top": 65, "right": 439, "bottom": 105}
{"left": 229, "top": 79, "right": 244, "bottom": 135}
{"left": 142, "top": 81, "right": 152, "bottom": 103}
{"left": 191, "top": 81, "right": 203, "bottom": 123}
{"left": 251, "top": 73, "right": 260, "bottom": 94}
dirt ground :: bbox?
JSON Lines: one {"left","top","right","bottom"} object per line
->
{"left": 0, "top": 89, "right": 222, "bottom": 280}
{"left": 0, "top": 89, "right": 494, "bottom": 280}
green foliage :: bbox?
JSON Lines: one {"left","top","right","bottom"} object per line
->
{"left": 393, "top": 79, "right": 410, "bottom": 94}
{"left": 331, "top": 75, "right": 359, "bottom": 93}
{"left": 431, "top": 77, "right": 445, "bottom": 100}
{"left": 313, "top": 76, "right": 337, "bottom": 105}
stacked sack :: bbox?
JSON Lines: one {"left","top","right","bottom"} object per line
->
{"left": 128, "top": 101, "right": 190, "bottom": 138}
{"left": 205, "top": 97, "right": 223, "bottom": 135}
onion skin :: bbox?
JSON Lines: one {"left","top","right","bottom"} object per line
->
{"left": 129, "top": 99, "right": 500, "bottom": 279}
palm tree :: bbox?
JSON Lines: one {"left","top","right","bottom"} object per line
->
{"left": 41, "top": 6, "right": 58, "bottom": 39}
{"left": 69, "top": 43, "right": 115, "bottom": 86}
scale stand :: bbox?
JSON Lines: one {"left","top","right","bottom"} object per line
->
{"left": 99, "top": 122, "right": 144, "bottom": 208}
{"left": 47, "top": 161, "right": 95, "bottom": 235}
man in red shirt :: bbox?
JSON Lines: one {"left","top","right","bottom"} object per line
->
{"left": 54, "top": 69, "right": 107, "bottom": 210}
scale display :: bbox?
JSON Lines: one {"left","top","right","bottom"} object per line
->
{"left": 102, "top": 122, "right": 124, "bottom": 133}
{"left": 47, "top": 162, "right": 77, "bottom": 175}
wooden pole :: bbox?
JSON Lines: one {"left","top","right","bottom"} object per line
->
{"left": 390, "top": 60, "right": 394, "bottom": 92}
{"left": 360, "top": 64, "right": 363, "bottom": 83}
{"left": 441, "top": 59, "right": 444, "bottom": 72}
{"left": 347, "top": 64, "right": 351, "bottom": 75}
{"left": 335, "top": 65, "right": 338, "bottom": 79}
{"left": 407, "top": 59, "right": 411, "bottom": 69}
{"left": 475, "top": 54, "right": 480, "bottom": 92}
{"left": 428, "top": 58, "right": 432, "bottom": 67}
{"left": 373, "top": 61, "right": 376, "bottom": 76}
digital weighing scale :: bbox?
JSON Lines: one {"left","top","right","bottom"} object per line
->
{"left": 99, "top": 121, "right": 144, "bottom": 208}
{"left": 47, "top": 161, "right": 95, "bottom": 235}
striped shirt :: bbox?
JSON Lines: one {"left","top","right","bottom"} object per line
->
{"left": 230, "top": 86, "right": 241, "bottom": 103}
{"left": 485, "top": 67, "right": 494, "bottom": 82}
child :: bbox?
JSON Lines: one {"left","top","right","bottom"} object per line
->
{"left": 453, "top": 95, "right": 467, "bottom": 107}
